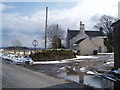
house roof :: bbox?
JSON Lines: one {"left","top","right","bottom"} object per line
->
{"left": 85, "top": 31, "right": 106, "bottom": 37}
{"left": 67, "top": 30, "right": 79, "bottom": 39}
{"left": 67, "top": 30, "right": 106, "bottom": 39}
{"left": 75, "top": 38, "right": 86, "bottom": 44}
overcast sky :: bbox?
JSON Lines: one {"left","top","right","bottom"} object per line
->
{"left": 1, "top": 0, "right": 119, "bottom": 48}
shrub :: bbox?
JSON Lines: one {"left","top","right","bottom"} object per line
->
{"left": 29, "top": 49, "right": 76, "bottom": 61}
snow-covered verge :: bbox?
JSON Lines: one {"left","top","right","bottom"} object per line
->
{"left": 0, "top": 53, "right": 33, "bottom": 64}
{"left": 0, "top": 52, "right": 99, "bottom": 65}
{"left": 76, "top": 55, "right": 98, "bottom": 59}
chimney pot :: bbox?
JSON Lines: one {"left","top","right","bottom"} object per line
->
{"left": 79, "top": 21, "right": 85, "bottom": 37}
{"left": 80, "top": 21, "right": 82, "bottom": 25}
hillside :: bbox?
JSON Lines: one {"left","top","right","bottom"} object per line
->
{"left": 4, "top": 46, "right": 30, "bottom": 50}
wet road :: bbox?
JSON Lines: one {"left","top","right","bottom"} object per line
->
{"left": 1, "top": 58, "right": 90, "bottom": 88}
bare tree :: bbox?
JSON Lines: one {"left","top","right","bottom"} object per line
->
{"left": 94, "top": 15, "right": 117, "bottom": 34}
{"left": 94, "top": 15, "right": 117, "bottom": 52}
{"left": 47, "top": 24, "right": 64, "bottom": 49}
{"left": 52, "top": 36, "right": 62, "bottom": 49}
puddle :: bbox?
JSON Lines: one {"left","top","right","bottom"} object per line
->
{"left": 56, "top": 58, "right": 114, "bottom": 89}
{"left": 29, "top": 59, "right": 114, "bottom": 89}
{"left": 57, "top": 69, "right": 114, "bottom": 88}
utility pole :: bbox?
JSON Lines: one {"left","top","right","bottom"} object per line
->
{"left": 45, "top": 7, "right": 48, "bottom": 50}
{"left": 56, "top": 24, "right": 58, "bottom": 49}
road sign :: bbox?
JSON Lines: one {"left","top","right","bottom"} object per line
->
{"left": 32, "top": 40, "right": 38, "bottom": 53}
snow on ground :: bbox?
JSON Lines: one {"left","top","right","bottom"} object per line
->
{"left": 59, "top": 67, "right": 66, "bottom": 70}
{"left": 103, "top": 61, "right": 114, "bottom": 65}
{"left": 113, "top": 68, "right": 120, "bottom": 74}
{"left": 33, "top": 60, "right": 83, "bottom": 64}
{"left": 1, "top": 52, "right": 98, "bottom": 65}
{"left": 33, "top": 61, "right": 64, "bottom": 64}
{"left": 32, "top": 55, "right": 98, "bottom": 64}
{"left": 79, "top": 67, "right": 97, "bottom": 75}
{"left": 80, "top": 67, "right": 86, "bottom": 72}
{"left": 0, "top": 53, "right": 33, "bottom": 64}
{"left": 86, "top": 71, "right": 96, "bottom": 75}
{"left": 0, "top": 52, "right": 114, "bottom": 65}
{"left": 76, "top": 55, "right": 98, "bottom": 59}
{"left": 98, "top": 53, "right": 114, "bottom": 55}
{"left": 33, "top": 55, "right": 98, "bottom": 64}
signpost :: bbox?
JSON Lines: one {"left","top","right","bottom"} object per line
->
{"left": 32, "top": 40, "right": 38, "bottom": 53}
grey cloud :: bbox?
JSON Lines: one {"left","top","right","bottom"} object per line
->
{"left": 90, "top": 14, "right": 101, "bottom": 22}
{"left": 2, "top": 0, "right": 118, "bottom": 47}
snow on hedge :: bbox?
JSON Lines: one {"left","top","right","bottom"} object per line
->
{"left": 0, "top": 53, "right": 33, "bottom": 64}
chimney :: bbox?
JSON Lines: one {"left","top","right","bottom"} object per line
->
{"left": 82, "top": 24, "right": 85, "bottom": 30}
{"left": 80, "top": 21, "right": 85, "bottom": 36}
{"left": 80, "top": 21, "right": 82, "bottom": 30}
{"left": 80, "top": 21, "right": 85, "bottom": 30}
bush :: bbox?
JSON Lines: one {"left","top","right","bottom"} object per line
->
{"left": 76, "top": 50, "right": 81, "bottom": 55}
{"left": 104, "top": 38, "right": 114, "bottom": 52}
{"left": 29, "top": 49, "right": 76, "bottom": 61}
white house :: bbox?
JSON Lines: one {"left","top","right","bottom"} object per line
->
{"left": 66, "top": 21, "right": 107, "bottom": 55}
